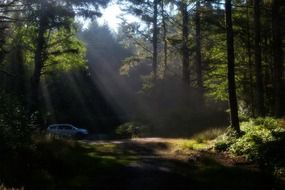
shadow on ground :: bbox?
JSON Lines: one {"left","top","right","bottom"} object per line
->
{"left": 1, "top": 139, "right": 282, "bottom": 190}
{"left": 84, "top": 139, "right": 278, "bottom": 190}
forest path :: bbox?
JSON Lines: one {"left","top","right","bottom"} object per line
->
{"left": 83, "top": 138, "right": 275, "bottom": 190}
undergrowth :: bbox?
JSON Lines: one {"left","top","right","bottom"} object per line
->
{"left": 0, "top": 134, "right": 136, "bottom": 190}
{"left": 175, "top": 128, "right": 225, "bottom": 150}
{"left": 215, "top": 117, "right": 285, "bottom": 177}
{"left": 0, "top": 184, "right": 23, "bottom": 190}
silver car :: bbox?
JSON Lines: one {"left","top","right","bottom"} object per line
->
{"left": 47, "top": 124, "right": 88, "bottom": 138}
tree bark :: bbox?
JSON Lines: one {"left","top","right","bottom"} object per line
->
{"left": 180, "top": 1, "right": 190, "bottom": 86}
{"left": 246, "top": 0, "right": 255, "bottom": 116}
{"left": 225, "top": 0, "right": 240, "bottom": 134}
{"left": 29, "top": 3, "right": 47, "bottom": 114}
{"left": 152, "top": 0, "right": 158, "bottom": 81}
{"left": 253, "top": 0, "right": 265, "bottom": 116}
{"left": 195, "top": 0, "right": 204, "bottom": 101}
{"left": 161, "top": 0, "right": 168, "bottom": 76}
{"left": 272, "top": 0, "right": 284, "bottom": 117}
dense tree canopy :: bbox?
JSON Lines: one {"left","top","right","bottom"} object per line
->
{"left": 0, "top": 0, "right": 284, "bottom": 133}
{"left": 0, "top": 0, "right": 285, "bottom": 189}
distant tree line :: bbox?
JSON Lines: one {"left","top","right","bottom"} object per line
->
{"left": 118, "top": 0, "right": 285, "bottom": 134}
{"left": 0, "top": 0, "right": 285, "bottom": 135}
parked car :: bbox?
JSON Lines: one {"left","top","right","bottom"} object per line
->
{"left": 47, "top": 124, "right": 88, "bottom": 139}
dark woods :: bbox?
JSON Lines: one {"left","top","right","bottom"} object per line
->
{"left": 0, "top": 0, "right": 285, "bottom": 136}
{"left": 0, "top": 0, "right": 285, "bottom": 189}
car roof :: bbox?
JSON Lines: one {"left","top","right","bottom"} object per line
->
{"left": 48, "top": 124, "right": 75, "bottom": 127}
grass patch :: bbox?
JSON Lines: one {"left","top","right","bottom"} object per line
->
{"left": 86, "top": 143, "right": 138, "bottom": 166}
{"left": 172, "top": 128, "right": 225, "bottom": 151}
{"left": 192, "top": 128, "right": 225, "bottom": 143}
{"left": 0, "top": 184, "right": 23, "bottom": 190}
{"left": 174, "top": 139, "right": 210, "bottom": 150}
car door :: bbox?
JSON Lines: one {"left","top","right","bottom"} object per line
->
{"left": 53, "top": 126, "right": 59, "bottom": 135}
{"left": 64, "top": 125, "right": 75, "bottom": 137}
{"left": 59, "top": 125, "right": 68, "bottom": 136}
{"left": 69, "top": 126, "right": 77, "bottom": 136}
{"left": 56, "top": 126, "right": 62, "bottom": 136}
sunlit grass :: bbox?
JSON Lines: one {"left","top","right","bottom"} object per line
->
{"left": 173, "top": 139, "right": 210, "bottom": 150}
{"left": 192, "top": 128, "right": 225, "bottom": 143}
{"left": 0, "top": 185, "right": 23, "bottom": 190}
{"left": 168, "top": 128, "right": 225, "bottom": 151}
{"left": 90, "top": 143, "right": 117, "bottom": 152}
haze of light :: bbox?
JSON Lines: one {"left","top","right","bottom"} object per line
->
{"left": 97, "top": 3, "right": 139, "bottom": 32}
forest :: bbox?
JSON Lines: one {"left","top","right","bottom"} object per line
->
{"left": 0, "top": 0, "right": 285, "bottom": 189}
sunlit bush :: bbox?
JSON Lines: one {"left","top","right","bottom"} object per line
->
{"left": 214, "top": 117, "right": 285, "bottom": 177}
{"left": 115, "top": 122, "right": 147, "bottom": 139}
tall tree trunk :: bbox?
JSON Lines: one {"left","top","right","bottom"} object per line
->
{"left": 0, "top": 25, "right": 8, "bottom": 64}
{"left": 225, "top": 0, "right": 240, "bottom": 134}
{"left": 246, "top": 0, "right": 255, "bottom": 116}
{"left": 195, "top": 0, "right": 204, "bottom": 101}
{"left": 272, "top": 0, "right": 284, "bottom": 117}
{"left": 180, "top": 1, "right": 190, "bottom": 86}
{"left": 253, "top": 0, "right": 265, "bottom": 116}
{"left": 161, "top": 0, "right": 168, "bottom": 76}
{"left": 152, "top": 0, "right": 158, "bottom": 81}
{"left": 29, "top": 5, "right": 47, "bottom": 114}
{"left": 10, "top": 45, "right": 26, "bottom": 98}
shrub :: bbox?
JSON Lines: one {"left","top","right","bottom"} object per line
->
{"left": 115, "top": 122, "right": 148, "bottom": 139}
{"left": 0, "top": 91, "right": 35, "bottom": 156}
{"left": 214, "top": 117, "right": 285, "bottom": 177}
{"left": 214, "top": 128, "right": 238, "bottom": 152}
{"left": 0, "top": 92, "right": 35, "bottom": 188}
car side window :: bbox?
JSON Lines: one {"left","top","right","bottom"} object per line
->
{"left": 60, "top": 125, "right": 71, "bottom": 130}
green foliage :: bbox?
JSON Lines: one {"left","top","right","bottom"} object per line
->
{"left": 0, "top": 91, "right": 33, "bottom": 152}
{"left": 1, "top": 135, "right": 135, "bottom": 189}
{"left": 192, "top": 128, "right": 225, "bottom": 143}
{"left": 215, "top": 117, "right": 285, "bottom": 177}
{"left": 0, "top": 91, "right": 36, "bottom": 189}
{"left": 214, "top": 128, "right": 238, "bottom": 152}
{"left": 175, "top": 139, "right": 210, "bottom": 150}
{"left": 120, "top": 56, "right": 145, "bottom": 76}
{"left": 115, "top": 122, "right": 147, "bottom": 139}
{"left": 175, "top": 128, "right": 226, "bottom": 151}
{"left": 44, "top": 28, "right": 86, "bottom": 73}
{"left": 204, "top": 42, "right": 228, "bottom": 101}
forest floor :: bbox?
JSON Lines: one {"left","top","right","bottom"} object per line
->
{"left": 78, "top": 138, "right": 280, "bottom": 190}
{"left": 3, "top": 137, "right": 283, "bottom": 190}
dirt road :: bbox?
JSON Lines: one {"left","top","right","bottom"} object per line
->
{"left": 83, "top": 138, "right": 277, "bottom": 190}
